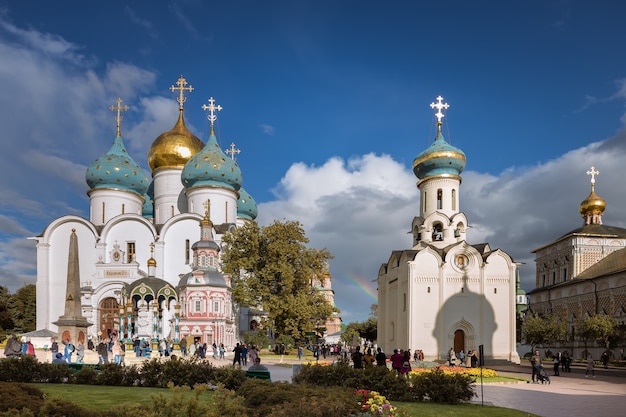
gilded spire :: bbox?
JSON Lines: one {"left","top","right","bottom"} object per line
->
{"left": 430, "top": 95, "right": 449, "bottom": 129}
{"left": 147, "top": 242, "right": 157, "bottom": 267}
{"left": 170, "top": 75, "right": 193, "bottom": 110}
{"left": 225, "top": 142, "right": 241, "bottom": 160}
{"left": 580, "top": 165, "right": 606, "bottom": 225}
{"left": 202, "top": 97, "right": 222, "bottom": 135}
{"left": 587, "top": 166, "right": 599, "bottom": 192}
{"left": 109, "top": 97, "right": 129, "bottom": 137}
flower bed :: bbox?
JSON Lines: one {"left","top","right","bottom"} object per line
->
{"left": 354, "top": 389, "right": 398, "bottom": 416}
{"left": 409, "top": 365, "right": 498, "bottom": 378}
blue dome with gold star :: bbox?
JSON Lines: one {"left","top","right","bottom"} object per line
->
{"left": 86, "top": 135, "right": 149, "bottom": 197}
{"left": 181, "top": 132, "right": 242, "bottom": 191}
{"left": 237, "top": 187, "right": 258, "bottom": 220}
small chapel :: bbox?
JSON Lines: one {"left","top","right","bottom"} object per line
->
{"left": 377, "top": 96, "right": 520, "bottom": 364}
{"left": 32, "top": 76, "right": 259, "bottom": 349}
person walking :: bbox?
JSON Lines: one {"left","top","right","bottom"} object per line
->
{"left": 76, "top": 341, "right": 85, "bottom": 364}
{"left": 351, "top": 346, "right": 364, "bottom": 369}
{"left": 375, "top": 347, "right": 387, "bottom": 367}
{"left": 553, "top": 354, "right": 560, "bottom": 376}
{"left": 530, "top": 350, "right": 542, "bottom": 383}
{"left": 50, "top": 337, "right": 59, "bottom": 362}
{"left": 585, "top": 354, "right": 596, "bottom": 378}
{"left": 232, "top": 342, "right": 242, "bottom": 366}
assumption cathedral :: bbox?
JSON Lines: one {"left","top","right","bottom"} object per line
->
{"left": 377, "top": 97, "right": 521, "bottom": 364}
{"left": 32, "top": 76, "right": 267, "bottom": 350}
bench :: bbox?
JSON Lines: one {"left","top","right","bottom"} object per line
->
{"left": 67, "top": 363, "right": 101, "bottom": 374}
{"left": 245, "top": 369, "right": 271, "bottom": 381}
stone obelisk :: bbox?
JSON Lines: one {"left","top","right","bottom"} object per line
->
{"left": 53, "top": 229, "right": 92, "bottom": 346}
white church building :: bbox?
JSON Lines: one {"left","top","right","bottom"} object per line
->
{"left": 31, "top": 77, "right": 259, "bottom": 349}
{"left": 377, "top": 96, "right": 520, "bottom": 364}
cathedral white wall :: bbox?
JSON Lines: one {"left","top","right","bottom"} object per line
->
{"left": 419, "top": 177, "right": 460, "bottom": 218}
{"left": 152, "top": 169, "right": 185, "bottom": 224}
{"left": 88, "top": 189, "right": 144, "bottom": 226}
{"left": 186, "top": 187, "right": 238, "bottom": 225}
{"left": 101, "top": 216, "right": 156, "bottom": 266}
{"left": 37, "top": 219, "right": 98, "bottom": 332}
{"left": 159, "top": 217, "right": 202, "bottom": 285}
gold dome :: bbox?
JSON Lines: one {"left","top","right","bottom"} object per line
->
{"left": 147, "top": 110, "right": 204, "bottom": 173}
{"left": 579, "top": 189, "right": 606, "bottom": 216}
{"left": 147, "top": 257, "right": 157, "bottom": 267}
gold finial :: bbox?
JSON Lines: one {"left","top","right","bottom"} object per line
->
{"left": 202, "top": 97, "right": 222, "bottom": 135}
{"left": 430, "top": 95, "right": 449, "bottom": 128}
{"left": 147, "top": 242, "right": 157, "bottom": 267}
{"left": 109, "top": 97, "right": 129, "bottom": 136}
{"left": 587, "top": 166, "right": 599, "bottom": 191}
{"left": 170, "top": 75, "right": 193, "bottom": 110}
{"left": 203, "top": 199, "right": 211, "bottom": 217}
{"left": 225, "top": 142, "right": 241, "bottom": 160}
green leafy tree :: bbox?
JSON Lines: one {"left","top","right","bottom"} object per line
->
{"left": 580, "top": 314, "right": 618, "bottom": 352}
{"left": 340, "top": 326, "right": 360, "bottom": 346}
{"left": 0, "top": 286, "right": 15, "bottom": 342}
{"left": 522, "top": 315, "right": 566, "bottom": 350}
{"left": 221, "top": 220, "right": 338, "bottom": 342}
{"left": 9, "top": 284, "right": 36, "bottom": 333}
{"left": 242, "top": 330, "right": 270, "bottom": 351}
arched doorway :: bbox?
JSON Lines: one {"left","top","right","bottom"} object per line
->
{"left": 454, "top": 329, "right": 465, "bottom": 353}
{"left": 99, "top": 297, "right": 119, "bottom": 338}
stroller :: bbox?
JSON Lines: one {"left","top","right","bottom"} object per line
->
{"left": 534, "top": 365, "right": 551, "bottom": 384}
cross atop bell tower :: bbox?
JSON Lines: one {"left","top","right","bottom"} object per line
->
{"left": 109, "top": 97, "right": 129, "bottom": 137}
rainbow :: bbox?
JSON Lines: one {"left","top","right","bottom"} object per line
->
{"left": 345, "top": 273, "right": 378, "bottom": 303}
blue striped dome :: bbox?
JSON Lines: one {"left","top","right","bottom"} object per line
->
{"left": 412, "top": 130, "right": 466, "bottom": 180}
{"left": 181, "top": 133, "right": 242, "bottom": 191}
{"left": 237, "top": 187, "right": 258, "bottom": 220}
{"left": 86, "top": 135, "right": 149, "bottom": 196}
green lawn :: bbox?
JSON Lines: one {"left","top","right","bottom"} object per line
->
{"left": 31, "top": 383, "right": 538, "bottom": 417}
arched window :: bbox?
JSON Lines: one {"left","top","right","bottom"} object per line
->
{"left": 437, "top": 189, "right": 443, "bottom": 209}
{"left": 451, "top": 189, "right": 456, "bottom": 210}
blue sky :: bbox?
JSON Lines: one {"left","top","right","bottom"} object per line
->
{"left": 1, "top": 0, "right": 626, "bottom": 323}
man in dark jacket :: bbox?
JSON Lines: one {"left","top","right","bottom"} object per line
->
{"left": 375, "top": 347, "right": 387, "bottom": 367}
{"left": 3, "top": 334, "right": 22, "bottom": 357}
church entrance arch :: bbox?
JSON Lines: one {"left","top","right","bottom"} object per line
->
{"left": 99, "top": 297, "right": 119, "bottom": 338}
{"left": 454, "top": 329, "right": 465, "bottom": 353}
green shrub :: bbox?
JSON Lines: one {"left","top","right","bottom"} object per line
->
{"left": 74, "top": 366, "right": 98, "bottom": 385}
{"left": 138, "top": 358, "right": 163, "bottom": 387}
{"left": 38, "top": 363, "right": 74, "bottom": 384}
{"left": 409, "top": 367, "right": 476, "bottom": 404}
{"left": 37, "top": 398, "right": 103, "bottom": 417}
{"left": 236, "top": 379, "right": 359, "bottom": 417}
{"left": 0, "top": 356, "right": 42, "bottom": 383}
{"left": 0, "top": 382, "right": 44, "bottom": 414}
{"left": 96, "top": 363, "right": 127, "bottom": 386}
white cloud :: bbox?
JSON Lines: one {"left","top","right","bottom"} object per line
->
{"left": 260, "top": 124, "right": 275, "bottom": 135}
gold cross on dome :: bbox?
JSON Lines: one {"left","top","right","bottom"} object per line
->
{"left": 203, "top": 199, "right": 211, "bottom": 217}
{"left": 109, "top": 97, "right": 129, "bottom": 136}
{"left": 170, "top": 76, "right": 193, "bottom": 110}
{"left": 202, "top": 97, "right": 222, "bottom": 134}
{"left": 430, "top": 95, "right": 450, "bottom": 125}
{"left": 587, "top": 166, "right": 599, "bottom": 185}
{"left": 225, "top": 142, "right": 241, "bottom": 160}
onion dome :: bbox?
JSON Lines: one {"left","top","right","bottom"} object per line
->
{"left": 181, "top": 97, "right": 242, "bottom": 191}
{"left": 579, "top": 189, "right": 606, "bottom": 217}
{"left": 147, "top": 110, "right": 204, "bottom": 173}
{"left": 579, "top": 166, "right": 606, "bottom": 225}
{"left": 142, "top": 181, "right": 154, "bottom": 218}
{"left": 237, "top": 187, "right": 258, "bottom": 220}
{"left": 86, "top": 134, "right": 149, "bottom": 197}
{"left": 412, "top": 96, "right": 466, "bottom": 181}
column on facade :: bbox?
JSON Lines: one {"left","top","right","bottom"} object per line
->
{"left": 126, "top": 302, "right": 134, "bottom": 351}
{"left": 152, "top": 300, "right": 159, "bottom": 352}
{"left": 173, "top": 304, "right": 180, "bottom": 351}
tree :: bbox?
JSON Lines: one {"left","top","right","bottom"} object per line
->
{"left": 579, "top": 314, "right": 618, "bottom": 352}
{"left": 522, "top": 315, "right": 566, "bottom": 350}
{"left": 221, "top": 220, "right": 338, "bottom": 342}
{"left": 0, "top": 286, "right": 15, "bottom": 342}
{"left": 9, "top": 284, "right": 36, "bottom": 333}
